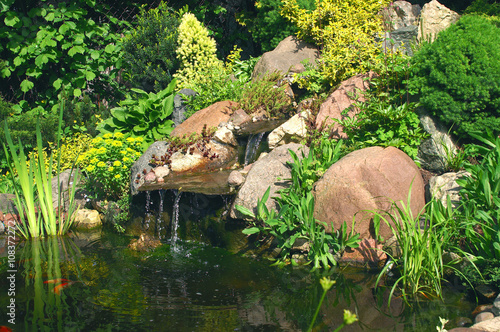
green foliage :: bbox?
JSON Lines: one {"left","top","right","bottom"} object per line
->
{"left": 174, "top": 12, "right": 224, "bottom": 89}
{"left": 409, "top": 15, "right": 500, "bottom": 141}
{"left": 238, "top": 138, "right": 359, "bottom": 270}
{"left": 465, "top": 0, "right": 500, "bottom": 16}
{"left": 457, "top": 131, "right": 500, "bottom": 260}
{"left": 281, "top": 0, "right": 389, "bottom": 89}
{"left": 58, "top": 89, "right": 110, "bottom": 137}
{"left": 97, "top": 79, "right": 177, "bottom": 148}
{"left": 122, "top": 2, "right": 180, "bottom": 92}
{"left": 183, "top": 66, "right": 244, "bottom": 117}
{"left": 337, "top": 53, "right": 428, "bottom": 159}
{"left": 231, "top": 55, "right": 260, "bottom": 83}
{"left": 77, "top": 132, "right": 143, "bottom": 201}
{"left": 236, "top": 0, "right": 314, "bottom": 53}
{"left": 0, "top": 0, "right": 127, "bottom": 111}
{"left": 238, "top": 72, "right": 294, "bottom": 118}
{"left": 2, "top": 102, "right": 78, "bottom": 238}
{"left": 374, "top": 196, "right": 465, "bottom": 304}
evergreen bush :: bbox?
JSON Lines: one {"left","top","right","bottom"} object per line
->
{"left": 409, "top": 15, "right": 500, "bottom": 140}
{"left": 122, "top": 2, "right": 180, "bottom": 92}
{"left": 174, "top": 12, "right": 223, "bottom": 89}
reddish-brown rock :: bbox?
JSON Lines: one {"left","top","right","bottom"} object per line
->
{"left": 313, "top": 146, "right": 425, "bottom": 241}
{"left": 170, "top": 100, "right": 237, "bottom": 138}
{"left": 316, "top": 71, "right": 376, "bottom": 138}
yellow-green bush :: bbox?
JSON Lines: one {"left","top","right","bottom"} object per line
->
{"left": 77, "top": 132, "right": 143, "bottom": 200}
{"left": 28, "top": 133, "right": 93, "bottom": 176}
{"left": 174, "top": 12, "right": 224, "bottom": 89}
{"left": 281, "top": 0, "right": 389, "bottom": 88}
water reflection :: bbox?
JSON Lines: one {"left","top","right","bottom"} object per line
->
{"left": 0, "top": 233, "right": 474, "bottom": 331}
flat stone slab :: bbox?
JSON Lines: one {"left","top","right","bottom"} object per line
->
{"left": 138, "top": 169, "right": 236, "bottom": 196}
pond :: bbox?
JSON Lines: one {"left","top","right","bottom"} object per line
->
{"left": 0, "top": 228, "right": 475, "bottom": 332}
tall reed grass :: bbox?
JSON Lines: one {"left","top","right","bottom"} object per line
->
{"left": 2, "top": 101, "right": 79, "bottom": 238}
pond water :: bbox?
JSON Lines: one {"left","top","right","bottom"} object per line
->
{"left": 0, "top": 229, "right": 475, "bottom": 332}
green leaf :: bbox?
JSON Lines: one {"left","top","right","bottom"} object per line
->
{"left": 149, "top": 110, "right": 161, "bottom": 122}
{"left": 104, "top": 44, "right": 115, "bottom": 54}
{"left": 235, "top": 205, "right": 255, "bottom": 218}
{"left": 111, "top": 108, "right": 127, "bottom": 122}
{"left": 68, "top": 45, "right": 85, "bottom": 57}
{"left": 73, "top": 88, "right": 81, "bottom": 97}
{"left": 85, "top": 71, "right": 96, "bottom": 81}
{"left": 13, "top": 56, "right": 23, "bottom": 67}
{"left": 242, "top": 227, "right": 260, "bottom": 235}
{"left": 20, "top": 79, "right": 34, "bottom": 92}
{"left": 35, "top": 54, "right": 49, "bottom": 68}
{"left": 44, "top": 11, "right": 55, "bottom": 21}
{"left": 52, "top": 78, "right": 62, "bottom": 90}
{"left": 90, "top": 50, "right": 100, "bottom": 60}
{"left": 4, "top": 11, "right": 20, "bottom": 27}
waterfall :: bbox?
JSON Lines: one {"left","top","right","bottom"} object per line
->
{"left": 244, "top": 132, "right": 265, "bottom": 166}
{"left": 171, "top": 190, "right": 183, "bottom": 251}
{"left": 157, "top": 189, "right": 165, "bottom": 238}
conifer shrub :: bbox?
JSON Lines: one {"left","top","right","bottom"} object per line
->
{"left": 409, "top": 15, "right": 500, "bottom": 140}
{"left": 122, "top": 2, "right": 180, "bottom": 92}
{"left": 174, "top": 12, "right": 224, "bottom": 89}
{"left": 281, "top": 0, "right": 389, "bottom": 89}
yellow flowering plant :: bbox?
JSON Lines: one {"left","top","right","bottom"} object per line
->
{"left": 78, "top": 132, "right": 144, "bottom": 200}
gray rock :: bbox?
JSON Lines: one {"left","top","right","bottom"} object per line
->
{"left": 173, "top": 89, "right": 196, "bottom": 127}
{"left": 493, "top": 293, "right": 500, "bottom": 316}
{"left": 130, "top": 141, "right": 170, "bottom": 196}
{"left": 381, "top": 1, "right": 422, "bottom": 30}
{"left": 417, "top": 109, "right": 458, "bottom": 173}
{"left": 379, "top": 25, "right": 418, "bottom": 56}
{"left": 230, "top": 143, "right": 309, "bottom": 220}
{"left": 427, "top": 171, "right": 469, "bottom": 208}
{"left": 227, "top": 171, "right": 245, "bottom": 188}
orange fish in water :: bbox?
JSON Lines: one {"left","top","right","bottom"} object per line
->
{"left": 44, "top": 278, "right": 70, "bottom": 284}
{"left": 52, "top": 281, "right": 76, "bottom": 295}
{"left": 0, "top": 326, "right": 13, "bottom": 332}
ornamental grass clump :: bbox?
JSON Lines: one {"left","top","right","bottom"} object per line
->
{"left": 77, "top": 133, "right": 143, "bottom": 201}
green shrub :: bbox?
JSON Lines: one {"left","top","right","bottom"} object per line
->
{"left": 465, "top": 0, "right": 500, "bottom": 16}
{"left": 97, "top": 79, "right": 177, "bottom": 149}
{"left": 337, "top": 52, "right": 428, "bottom": 159}
{"left": 183, "top": 66, "right": 245, "bottom": 117}
{"left": 122, "top": 2, "right": 180, "bottom": 92}
{"left": 77, "top": 132, "right": 143, "bottom": 201}
{"left": 409, "top": 15, "right": 500, "bottom": 141}
{"left": 174, "top": 12, "right": 223, "bottom": 89}
{"left": 0, "top": 0, "right": 126, "bottom": 111}
{"left": 281, "top": 0, "right": 389, "bottom": 89}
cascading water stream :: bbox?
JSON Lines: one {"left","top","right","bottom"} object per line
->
{"left": 171, "top": 190, "right": 183, "bottom": 251}
{"left": 157, "top": 189, "right": 165, "bottom": 238}
{"left": 244, "top": 132, "right": 265, "bottom": 166}
{"left": 144, "top": 191, "right": 152, "bottom": 230}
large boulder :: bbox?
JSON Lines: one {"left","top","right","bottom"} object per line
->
{"left": 230, "top": 143, "right": 309, "bottom": 220}
{"left": 313, "top": 146, "right": 425, "bottom": 241}
{"left": 315, "top": 72, "right": 376, "bottom": 138}
{"left": 251, "top": 36, "right": 320, "bottom": 79}
{"left": 417, "top": 0, "right": 460, "bottom": 43}
{"left": 170, "top": 100, "right": 237, "bottom": 138}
